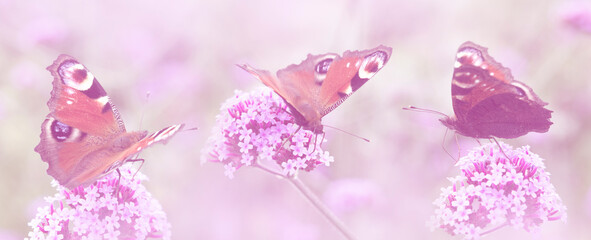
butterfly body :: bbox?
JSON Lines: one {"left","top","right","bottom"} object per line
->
{"left": 35, "top": 54, "right": 183, "bottom": 189}
{"left": 440, "top": 42, "right": 552, "bottom": 139}
{"left": 239, "top": 46, "right": 392, "bottom": 133}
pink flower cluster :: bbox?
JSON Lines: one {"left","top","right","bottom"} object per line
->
{"left": 427, "top": 142, "right": 566, "bottom": 239}
{"left": 26, "top": 166, "right": 171, "bottom": 240}
{"left": 202, "top": 88, "right": 334, "bottom": 178}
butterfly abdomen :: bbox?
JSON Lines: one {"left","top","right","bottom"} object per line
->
{"left": 111, "top": 131, "right": 149, "bottom": 152}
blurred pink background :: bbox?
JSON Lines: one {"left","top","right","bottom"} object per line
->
{"left": 1, "top": 0, "right": 590, "bottom": 239}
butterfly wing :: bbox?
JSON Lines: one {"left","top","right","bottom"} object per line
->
{"left": 447, "top": 42, "right": 552, "bottom": 138}
{"left": 36, "top": 117, "right": 149, "bottom": 189}
{"left": 45, "top": 54, "right": 126, "bottom": 135}
{"left": 463, "top": 92, "right": 552, "bottom": 138}
{"left": 316, "top": 46, "right": 392, "bottom": 116}
{"left": 35, "top": 55, "right": 184, "bottom": 189}
{"left": 238, "top": 56, "right": 326, "bottom": 129}
{"left": 36, "top": 55, "right": 128, "bottom": 187}
{"left": 240, "top": 46, "right": 392, "bottom": 131}
{"left": 63, "top": 124, "right": 184, "bottom": 189}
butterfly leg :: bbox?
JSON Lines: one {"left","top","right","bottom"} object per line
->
{"left": 279, "top": 125, "right": 302, "bottom": 150}
{"left": 454, "top": 133, "right": 462, "bottom": 162}
{"left": 441, "top": 128, "right": 457, "bottom": 162}
{"left": 318, "top": 131, "right": 326, "bottom": 151}
{"left": 491, "top": 138, "right": 510, "bottom": 160}
{"left": 126, "top": 158, "right": 146, "bottom": 181}
{"left": 308, "top": 131, "right": 325, "bottom": 154}
{"left": 114, "top": 168, "right": 122, "bottom": 200}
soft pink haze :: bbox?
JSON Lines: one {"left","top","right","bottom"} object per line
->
{"left": 0, "top": 1, "right": 588, "bottom": 239}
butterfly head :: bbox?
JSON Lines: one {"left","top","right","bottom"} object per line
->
{"left": 438, "top": 115, "right": 464, "bottom": 135}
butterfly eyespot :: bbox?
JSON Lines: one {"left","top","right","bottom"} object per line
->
{"left": 50, "top": 120, "right": 73, "bottom": 142}
{"left": 358, "top": 50, "right": 388, "bottom": 79}
{"left": 515, "top": 86, "right": 526, "bottom": 96}
{"left": 456, "top": 48, "right": 484, "bottom": 68}
{"left": 72, "top": 69, "right": 88, "bottom": 82}
{"left": 58, "top": 61, "right": 95, "bottom": 92}
{"left": 315, "top": 58, "right": 333, "bottom": 74}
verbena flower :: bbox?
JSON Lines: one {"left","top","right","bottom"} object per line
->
{"left": 427, "top": 142, "right": 566, "bottom": 239}
{"left": 26, "top": 165, "right": 171, "bottom": 240}
{"left": 202, "top": 88, "right": 334, "bottom": 178}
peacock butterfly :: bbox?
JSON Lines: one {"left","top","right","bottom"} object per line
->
{"left": 35, "top": 54, "right": 184, "bottom": 190}
{"left": 238, "top": 46, "right": 392, "bottom": 133}
{"left": 439, "top": 41, "right": 552, "bottom": 139}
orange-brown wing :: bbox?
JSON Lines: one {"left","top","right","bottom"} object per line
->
{"left": 64, "top": 124, "right": 184, "bottom": 189}
{"left": 45, "top": 54, "right": 125, "bottom": 136}
{"left": 317, "top": 46, "right": 391, "bottom": 115}
{"left": 238, "top": 61, "right": 325, "bottom": 128}
{"left": 239, "top": 46, "right": 391, "bottom": 131}
{"left": 35, "top": 116, "right": 147, "bottom": 189}
{"left": 37, "top": 55, "right": 128, "bottom": 188}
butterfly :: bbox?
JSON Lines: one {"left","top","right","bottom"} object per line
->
{"left": 439, "top": 41, "right": 552, "bottom": 139}
{"left": 34, "top": 54, "right": 184, "bottom": 190}
{"left": 238, "top": 46, "right": 392, "bottom": 133}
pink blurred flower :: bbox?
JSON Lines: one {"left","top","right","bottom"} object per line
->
{"left": 586, "top": 188, "right": 591, "bottom": 219}
{"left": 202, "top": 88, "right": 334, "bottom": 178}
{"left": 558, "top": 1, "right": 591, "bottom": 34}
{"left": 26, "top": 166, "right": 171, "bottom": 239}
{"left": 135, "top": 61, "right": 201, "bottom": 102}
{"left": 0, "top": 102, "right": 4, "bottom": 120}
{"left": 279, "top": 222, "right": 319, "bottom": 240}
{"left": 0, "top": 229, "right": 19, "bottom": 240}
{"left": 19, "top": 17, "right": 69, "bottom": 48}
{"left": 121, "top": 30, "right": 160, "bottom": 68}
{"left": 323, "top": 179, "right": 382, "bottom": 214}
{"left": 427, "top": 142, "right": 566, "bottom": 239}
{"left": 10, "top": 60, "right": 45, "bottom": 89}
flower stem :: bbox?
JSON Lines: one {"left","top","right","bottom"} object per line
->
{"left": 255, "top": 163, "right": 356, "bottom": 239}
{"left": 287, "top": 176, "right": 357, "bottom": 240}
{"left": 480, "top": 222, "right": 509, "bottom": 236}
{"left": 254, "top": 162, "right": 285, "bottom": 178}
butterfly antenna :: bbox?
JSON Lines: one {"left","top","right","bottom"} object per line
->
{"left": 139, "top": 91, "right": 151, "bottom": 129}
{"left": 322, "top": 124, "right": 370, "bottom": 142}
{"left": 402, "top": 105, "right": 448, "bottom": 118}
{"left": 182, "top": 126, "right": 199, "bottom": 132}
